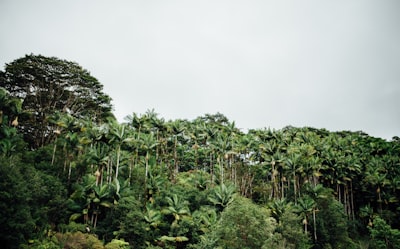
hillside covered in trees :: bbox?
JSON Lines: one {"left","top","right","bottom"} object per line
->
{"left": 1, "top": 55, "right": 400, "bottom": 249}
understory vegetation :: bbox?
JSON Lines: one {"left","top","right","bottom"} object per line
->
{"left": 1, "top": 55, "right": 400, "bottom": 249}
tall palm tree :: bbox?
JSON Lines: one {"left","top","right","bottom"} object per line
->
{"left": 295, "top": 196, "right": 315, "bottom": 234}
{"left": 107, "top": 121, "right": 128, "bottom": 180}
{"left": 85, "top": 143, "right": 110, "bottom": 186}
{"left": 165, "top": 119, "right": 186, "bottom": 182}
{"left": 285, "top": 153, "right": 301, "bottom": 203}
{"left": 305, "top": 184, "right": 330, "bottom": 241}
{"left": 235, "top": 133, "right": 255, "bottom": 197}
{"left": 139, "top": 132, "right": 157, "bottom": 185}
{"left": 364, "top": 160, "right": 390, "bottom": 213}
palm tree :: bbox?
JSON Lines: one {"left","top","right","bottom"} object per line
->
{"left": 359, "top": 204, "right": 374, "bottom": 227}
{"left": 139, "top": 132, "right": 157, "bottom": 185}
{"left": 125, "top": 111, "right": 152, "bottom": 170}
{"left": 215, "top": 132, "right": 231, "bottom": 185}
{"left": 192, "top": 207, "right": 218, "bottom": 233}
{"left": 268, "top": 198, "right": 290, "bottom": 224}
{"left": 235, "top": 133, "right": 255, "bottom": 197}
{"left": 163, "top": 193, "right": 190, "bottom": 228}
{"left": 90, "top": 183, "right": 114, "bottom": 228}
{"left": 146, "top": 171, "right": 166, "bottom": 201}
{"left": 144, "top": 203, "right": 162, "bottom": 229}
{"left": 68, "top": 171, "right": 122, "bottom": 230}
{"left": 85, "top": 143, "right": 110, "bottom": 186}
{"left": 165, "top": 119, "right": 186, "bottom": 182}
{"left": 285, "top": 153, "right": 301, "bottom": 203}
{"left": 208, "top": 183, "right": 236, "bottom": 211}
{"left": 305, "top": 183, "right": 330, "bottom": 241}
{"left": 64, "top": 131, "right": 81, "bottom": 181}
{"left": 107, "top": 121, "right": 128, "bottom": 180}
{"left": 364, "top": 157, "right": 390, "bottom": 213}
{"left": 294, "top": 196, "right": 315, "bottom": 234}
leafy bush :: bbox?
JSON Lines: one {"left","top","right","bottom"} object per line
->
{"left": 54, "top": 231, "right": 104, "bottom": 249}
{"left": 368, "top": 216, "right": 400, "bottom": 249}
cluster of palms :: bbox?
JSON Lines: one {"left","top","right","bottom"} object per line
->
{"left": 2, "top": 55, "right": 398, "bottom": 247}
{"left": 2, "top": 84, "right": 400, "bottom": 248}
{"left": 41, "top": 108, "right": 400, "bottom": 246}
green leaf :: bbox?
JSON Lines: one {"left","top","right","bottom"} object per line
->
{"left": 69, "top": 213, "right": 82, "bottom": 222}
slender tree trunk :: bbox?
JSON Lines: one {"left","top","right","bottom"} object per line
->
{"left": 63, "top": 159, "right": 67, "bottom": 173}
{"left": 233, "top": 159, "right": 237, "bottom": 186}
{"left": 106, "top": 158, "right": 110, "bottom": 184}
{"left": 294, "top": 172, "right": 297, "bottom": 204}
{"left": 304, "top": 218, "right": 308, "bottom": 234}
{"left": 344, "top": 184, "right": 348, "bottom": 215}
{"left": 95, "top": 168, "right": 101, "bottom": 186}
{"left": 155, "top": 130, "right": 159, "bottom": 162}
{"left": 84, "top": 204, "right": 90, "bottom": 224}
{"left": 68, "top": 161, "right": 72, "bottom": 181}
{"left": 271, "top": 162, "right": 276, "bottom": 199}
{"left": 377, "top": 187, "right": 382, "bottom": 213}
{"left": 248, "top": 175, "right": 254, "bottom": 198}
{"left": 145, "top": 152, "right": 149, "bottom": 185}
{"left": 195, "top": 147, "right": 198, "bottom": 171}
{"left": 350, "top": 181, "right": 355, "bottom": 220}
{"left": 313, "top": 209, "right": 317, "bottom": 241}
{"left": 128, "top": 156, "right": 133, "bottom": 185}
{"left": 91, "top": 212, "right": 95, "bottom": 226}
{"left": 210, "top": 153, "right": 214, "bottom": 185}
{"left": 100, "top": 167, "right": 104, "bottom": 187}
{"left": 93, "top": 211, "right": 98, "bottom": 229}
{"left": 51, "top": 141, "right": 57, "bottom": 165}
{"left": 115, "top": 145, "right": 120, "bottom": 180}
{"left": 173, "top": 137, "right": 178, "bottom": 182}
{"left": 63, "top": 146, "right": 67, "bottom": 173}
{"left": 220, "top": 156, "right": 224, "bottom": 185}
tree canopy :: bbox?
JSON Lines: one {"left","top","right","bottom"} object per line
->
{"left": 0, "top": 54, "right": 113, "bottom": 148}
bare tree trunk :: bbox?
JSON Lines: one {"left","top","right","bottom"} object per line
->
{"left": 106, "top": 158, "right": 110, "bottom": 184}
{"left": 344, "top": 184, "right": 348, "bottom": 215}
{"left": 313, "top": 209, "right": 317, "bottom": 241}
{"left": 294, "top": 173, "right": 297, "bottom": 204}
{"left": 51, "top": 142, "right": 57, "bottom": 165}
{"left": 173, "top": 137, "right": 178, "bottom": 182}
{"left": 68, "top": 160, "right": 72, "bottom": 181}
{"left": 100, "top": 167, "right": 104, "bottom": 187}
{"left": 115, "top": 145, "right": 120, "bottom": 180}
{"left": 350, "top": 181, "right": 355, "bottom": 220}
{"left": 93, "top": 211, "right": 98, "bottom": 228}
{"left": 220, "top": 156, "right": 224, "bottom": 185}
{"left": 210, "top": 154, "right": 214, "bottom": 185}
{"left": 304, "top": 218, "right": 308, "bottom": 234}
{"left": 128, "top": 159, "right": 132, "bottom": 182}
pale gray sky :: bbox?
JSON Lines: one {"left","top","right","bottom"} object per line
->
{"left": 1, "top": 0, "right": 399, "bottom": 139}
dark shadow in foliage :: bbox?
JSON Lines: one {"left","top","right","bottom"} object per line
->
{"left": 0, "top": 157, "right": 35, "bottom": 248}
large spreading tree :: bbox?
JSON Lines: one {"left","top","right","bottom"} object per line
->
{"left": 0, "top": 54, "right": 113, "bottom": 148}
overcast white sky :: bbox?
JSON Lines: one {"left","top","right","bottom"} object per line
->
{"left": 1, "top": 0, "right": 399, "bottom": 140}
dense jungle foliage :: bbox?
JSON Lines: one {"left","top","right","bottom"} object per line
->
{"left": 1, "top": 55, "right": 400, "bottom": 249}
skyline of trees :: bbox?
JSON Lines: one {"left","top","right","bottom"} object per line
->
{"left": 1, "top": 55, "right": 400, "bottom": 248}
